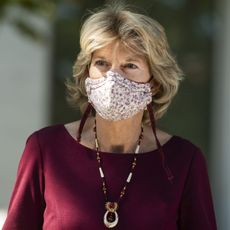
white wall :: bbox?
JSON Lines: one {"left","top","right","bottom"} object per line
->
{"left": 211, "top": 0, "right": 230, "bottom": 229}
{"left": 0, "top": 11, "right": 51, "bottom": 227}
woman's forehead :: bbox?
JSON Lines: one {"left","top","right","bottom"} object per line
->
{"left": 92, "top": 41, "right": 145, "bottom": 62}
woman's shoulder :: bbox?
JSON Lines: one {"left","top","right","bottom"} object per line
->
{"left": 33, "top": 123, "right": 65, "bottom": 136}
{"left": 171, "top": 135, "right": 202, "bottom": 152}
{"left": 26, "top": 123, "right": 69, "bottom": 147}
{"left": 141, "top": 124, "right": 207, "bottom": 164}
{"left": 142, "top": 124, "right": 203, "bottom": 155}
{"left": 23, "top": 119, "right": 91, "bottom": 151}
{"left": 167, "top": 134, "right": 208, "bottom": 170}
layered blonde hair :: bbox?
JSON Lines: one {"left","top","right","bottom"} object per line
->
{"left": 66, "top": 2, "right": 183, "bottom": 123}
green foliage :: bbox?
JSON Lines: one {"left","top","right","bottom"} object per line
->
{"left": 0, "top": 0, "right": 56, "bottom": 42}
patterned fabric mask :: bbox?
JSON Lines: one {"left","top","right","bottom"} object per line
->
{"left": 85, "top": 70, "right": 152, "bottom": 121}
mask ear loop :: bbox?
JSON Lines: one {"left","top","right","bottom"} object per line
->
{"left": 77, "top": 102, "right": 93, "bottom": 142}
{"left": 147, "top": 103, "right": 174, "bottom": 184}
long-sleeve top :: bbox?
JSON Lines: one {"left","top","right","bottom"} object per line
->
{"left": 3, "top": 124, "right": 217, "bottom": 229}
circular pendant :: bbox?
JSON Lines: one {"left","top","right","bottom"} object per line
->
{"left": 104, "top": 210, "right": 119, "bottom": 228}
{"left": 104, "top": 202, "right": 119, "bottom": 228}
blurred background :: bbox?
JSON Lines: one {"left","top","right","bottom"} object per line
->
{"left": 0, "top": 0, "right": 229, "bottom": 229}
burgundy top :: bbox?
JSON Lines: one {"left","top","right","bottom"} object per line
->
{"left": 3, "top": 124, "right": 217, "bottom": 230}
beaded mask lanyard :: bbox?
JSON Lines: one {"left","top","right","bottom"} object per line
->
{"left": 76, "top": 102, "right": 174, "bottom": 228}
{"left": 94, "top": 118, "right": 143, "bottom": 228}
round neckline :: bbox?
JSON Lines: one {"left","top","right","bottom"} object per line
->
{"left": 61, "top": 124, "right": 176, "bottom": 157}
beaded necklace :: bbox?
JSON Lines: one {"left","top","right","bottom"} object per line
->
{"left": 76, "top": 103, "right": 174, "bottom": 228}
{"left": 93, "top": 118, "right": 143, "bottom": 228}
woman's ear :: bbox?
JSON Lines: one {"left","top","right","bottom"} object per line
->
{"left": 150, "top": 78, "right": 161, "bottom": 96}
{"left": 149, "top": 76, "right": 155, "bottom": 89}
{"left": 149, "top": 76, "right": 154, "bottom": 87}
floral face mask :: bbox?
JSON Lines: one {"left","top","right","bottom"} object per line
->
{"left": 85, "top": 70, "right": 152, "bottom": 121}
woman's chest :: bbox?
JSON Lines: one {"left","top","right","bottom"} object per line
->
{"left": 42, "top": 153, "right": 182, "bottom": 229}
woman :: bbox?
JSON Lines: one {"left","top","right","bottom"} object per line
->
{"left": 3, "top": 3, "right": 217, "bottom": 230}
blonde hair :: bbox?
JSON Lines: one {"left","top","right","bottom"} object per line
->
{"left": 66, "top": 2, "right": 183, "bottom": 123}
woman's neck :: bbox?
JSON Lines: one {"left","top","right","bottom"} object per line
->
{"left": 95, "top": 112, "right": 143, "bottom": 153}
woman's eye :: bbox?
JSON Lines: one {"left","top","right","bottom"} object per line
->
{"left": 94, "top": 60, "right": 108, "bottom": 66}
{"left": 124, "top": 63, "right": 138, "bottom": 69}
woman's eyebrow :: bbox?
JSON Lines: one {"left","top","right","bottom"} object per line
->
{"left": 92, "top": 55, "right": 107, "bottom": 60}
{"left": 92, "top": 55, "right": 141, "bottom": 62}
{"left": 125, "top": 57, "right": 141, "bottom": 62}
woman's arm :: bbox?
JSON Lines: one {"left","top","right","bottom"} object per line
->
{"left": 178, "top": 148, "right": 217, "bottom": 230}
{"left": 3, "top": 132, "right": 45, "bottom": 230}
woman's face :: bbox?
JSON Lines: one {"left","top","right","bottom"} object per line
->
{"left": 89, "top": 41, "right": 151, "bottom": 83}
